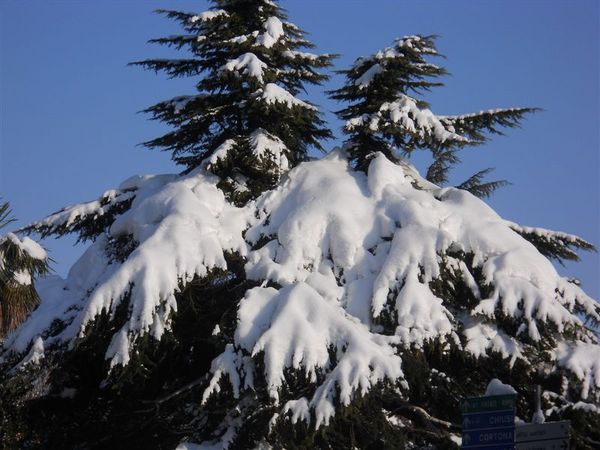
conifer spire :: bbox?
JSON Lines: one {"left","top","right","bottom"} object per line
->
{"left": 330, "top": 35, "right": 539, "bottom": 195}
{"left": 131, "top": 0, "right": 334, "bottom": 203}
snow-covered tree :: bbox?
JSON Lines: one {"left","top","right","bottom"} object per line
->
{"left": 1, "top": 13, "right": 599, "bottom": 450}
{"left": 329, "top": 35, "right": 539, "bottom": 197}
{"left": 0, "top": 202, "right": 48, "bottom": 337}
{"left": 132, "top": 0, "right": 333, "bottom": 203}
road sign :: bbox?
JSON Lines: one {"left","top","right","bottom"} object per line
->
{"left": 515, "top": 422, "right": 569, "bottom": 442}
{"left": 463, "top": 409, "right": 515, "bottom": 430}
{"left": 463, "top": 426, "right": 515, "bottom": 447}
{"left": 515, "top": 439, "right": 568, "bottom": 450}
{"left": 462, "top": 395, "right": 517, "bottom": 414}
{"left": 461, "top": 395, "right": 516, "bottom": 449}
{"left": 515, "top": 421, "right": 570, "bottom": 450}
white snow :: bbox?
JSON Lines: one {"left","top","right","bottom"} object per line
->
{"left": 202, "top": 139, "right": 236, "bottom": 171}
{"left": 255, "top": 17, "right": 284, "bottom": 48}
{"left": 282, "top": 398, "right": 311, "bottom": 425}
{"left": 28, "top": 189, "right": 136, "bottom": 236}
{"left": 531, "top": 409, "right": 545, "bottom": 424}
{"left": 439, "top": 108, "right": 525, "bottom": 122}
{"left": 254, "top": 83, "right": 316, "bottom": 110}
{"left": 3, "top": 233, "right": 47, "bottom": 261}
{"left": 222, "top": 53, "right": 268, "bottom": 83}
{"left": 355, "top": 63, "right": 383, "bottom": 89}
{"left": 346, "top": 94, "right": 470, "bottom": 145}
{"left": 556, "top": 342, "right": 600, "bottom": 399}
{"left": 249, "top": 129, "right": 290, "bottom": 174}
{"left": 572, "top": 401, "right": 599, "bottom": 413}
{"left": 361, "top": 35, "right": 437, "bottom": 64}
{"left": 462, "top": 316, "right": 523, "bottom": 366}
{"left": 485, "top": 378, "right": 517, "bottom": 396}
{"left": 244, "top": 149, "right": 597, "bottom": 362}
{"left": 282, "top": 50, "right": 321, "bottom": 61}
{"left": 12, "top": 270, "right": 32, "bottom": 286}
{"left": 218, "top": 282, "right": 404, "bottom": 427}
{"left": 14, "top": 336, "right": 45, "bottom": 370}
{"left": 449, "top": 434, "right": 462, "bottom": 446}
{"left": 189, "top": 10, "right": 229, "bottom": 24}
{"left": 6, "top": 170, "right": 252, "bottom": 369}
{"left": 3, "top": 275, "right": 82, "bottom": 353}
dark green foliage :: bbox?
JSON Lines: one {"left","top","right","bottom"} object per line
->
{"left": 330, "top": 34, "right": 537, "bottom": 191}
{"left": 456, "top": 168, "right": 510, "bottom": 199}
{"left": 0, "top": 252, "right": 254, "bottom": 449}
{"left": 132, "top": 0, "right": 334, "bottom": 201}
{"left": 510, "top": 225, "right": 596, "bottom": 265}
{"left": 271, "top": 389, "right": 410, "bottom": 450}
{"left": 20, "top": 189, "right": 135, "bottom": 242}
{"left": 330, "top": 35, "right": 445, "bottom": 171}
{"left": 550, "top": 405, "right": 600, "bottom": 449}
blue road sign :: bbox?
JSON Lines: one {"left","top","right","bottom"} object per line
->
{"left": 463, "top": 409, "right": 515, "bottom": 430}
{"left": 462, "top": 395, "right": 516, "bottom": 449}
{"left": 463, "top": 426, "right": 515, "bottom": 448}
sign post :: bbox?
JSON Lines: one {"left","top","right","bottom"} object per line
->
{"left": 461, "top": 394, "right": 516, "bottom": 450}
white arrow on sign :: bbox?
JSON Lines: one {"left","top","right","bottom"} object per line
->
{"left": 463, "top": 417, "right": 472, "bottom": 428}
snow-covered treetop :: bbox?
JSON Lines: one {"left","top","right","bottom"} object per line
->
{"left": 330, "top": 35, "right": 539, "bottom": 193}
{"left": 7, "top": 150, "right": 598, "bottom": 427}
{"left": 132, "top": 0, "right": 334, "bottom": 202}
{"left": 348, "top": 35, "right": 444, "bottom": 94}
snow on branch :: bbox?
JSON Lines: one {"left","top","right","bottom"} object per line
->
{"left": 345, "top": 94, "right": 470, "bottom": 149}
{"left": 221, "top": 53, "right": 268, "bottom": 83}
{"left": 439, "top": 107, "right": 540, "bottom": 142}
{"left": 22, "top": 187, "right": 137, "bottom": 242}
{"left": 6, "top": 169, "right": 252, "bottom": 364}
{"left": 557, "top": 342, "right": 600, "bottom": 399}
{"left": 507, "top": 221, "right": 596, "bottom": 265}
{"left": 253, "top": 83, "right": 316, "bottom": 111}
{"left": 249, "top": 129, "right": 290, "bottom": 174}
{"left": 204, "top": 283, "right": 404, "bottom": 428}
{"left": 255, "top": 17, "right": 285, "bottom": 48}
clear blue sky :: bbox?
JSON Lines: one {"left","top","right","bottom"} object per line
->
{"left": 1, "top": 1, "right": 598, "bottom": 299}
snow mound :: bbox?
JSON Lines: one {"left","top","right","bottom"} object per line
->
{"left": 254, "top": 83, "right": 316, "bottom": 111}
{"left": 204, "top": 282, "right": 404, "bottom": 427}
{"left": 255, "top": 16, "right": 284, "bottom": 48}
{"left": 4, "top": 149, "right": 599, "bottom": 425}
{"left": 346, "top": 93, "right": 469, "bottom": 145}
{"left": 222, "top": 53, "right": 268, "bottom": 83}
{"left": 246, "top": 150, "right": 596, "bottom": 353}
{"left": 5, "top": 170, "right": 252, "bottom": 367}
{"left": 557, "top": 342, "right": 600, "bottom": 399}
{"left": 485, "top": 378, "right": 517, "bottom": 396}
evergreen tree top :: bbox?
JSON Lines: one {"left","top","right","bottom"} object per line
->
{"left": 131, "top": 0, "right": 334, "bottom": 202}
{"left": 330, "top": 34, "right": 539, "bottom": 193}
{"left": 333, "top": 34, "right": 446, "bottom": 106}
